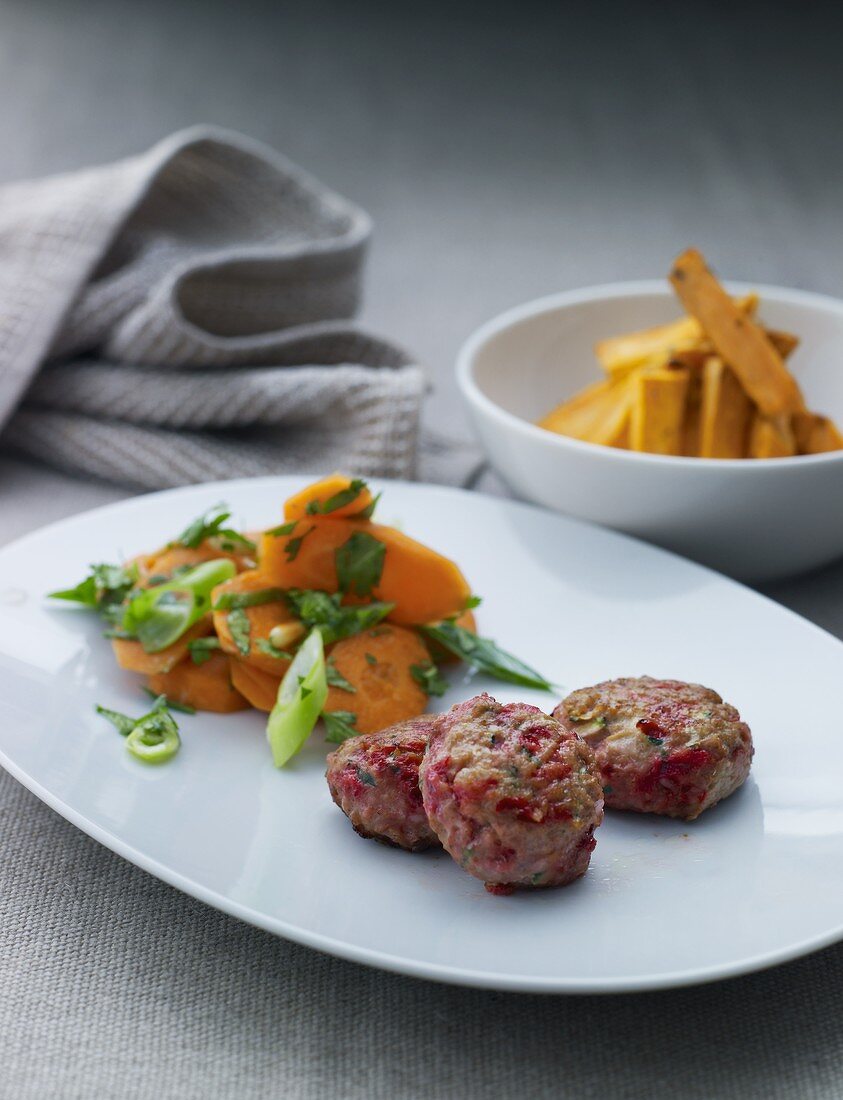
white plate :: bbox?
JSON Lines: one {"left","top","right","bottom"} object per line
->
{"left": 1, "top": 477, "right": 841, "bottom": 993}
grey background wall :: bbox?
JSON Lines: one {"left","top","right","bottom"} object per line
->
{"left": 3, "top": 0, "right": 842, "bottom": 446}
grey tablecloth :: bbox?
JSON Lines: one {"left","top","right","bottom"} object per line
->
{"left": 1, "top": 459, "right": 843, "bottom": 1100}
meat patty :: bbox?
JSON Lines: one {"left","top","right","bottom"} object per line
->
{"left": 326, "top": 716, "right": 440, "bottom": 852}
{"left": 553, "top": 676, "right": 753, "bottom": 820}
{"left": 420, "top": 694, "right": 604, "bottom": 894}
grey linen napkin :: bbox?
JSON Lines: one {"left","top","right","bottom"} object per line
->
{"left": 0, "top": 126, "right": 429, "bottom": 488}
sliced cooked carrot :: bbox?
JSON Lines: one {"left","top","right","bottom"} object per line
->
{"left": 283, "top": 474, "right": 374, "bottom": 521}
{"left": 211, "top": 570, "right": 296, "bottom": 675}
{"left": 259, "top": 518, "right": 471, "bottom": 625}
{"left": 148, "top": 651, "right": 249, "bottom": 713}
{"left": 145, "top": 539, "right": 252, "bottom": 581}
{"left": 112, "top": 617, "right": 214, "bottom": 675}
{"left": 324, "top": 625, "right": 429, "bottom": 734}
{"left": 229, "top": 660, "right": 280, "bottom": 712}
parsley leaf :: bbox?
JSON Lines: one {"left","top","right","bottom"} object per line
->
{"left": 187, "top": 637, "right": 221, "bottom": 665}
{"left": 94, "top": 704, "right": 137, "bottom": 736}
{"left": 50, "top": 562, "right": 138, "bottom": 623}
{"left": 323, "top": 710, "right": 359, "bottom": 743}
{"left": 326, "top": 657, "right": 356, "bottom": 693}
{"left": 350, "top": 492, "right": 381, "bottom": 520}
{"left": 227, "top": 608, "right": 251, "bottom": 655}
{"left": 212, "top": 587, "right": 285, "bottom": 611}
{"left": 410, "top": 660, "right": 449, "bottom": 697}
{"left": 141, "top": 686, "right": 196, "bottom": 714}
{"left": 173, "top": 504, "right": 255, "bottom": 552}
{"left": 335, "top": 532, "right": 386, "bottom": 597}
{"left": 285, "top": 589, "right": 393, "bottom": 645}
{"left": 285, "top": 525, "right": 316, "bottom": 562}
{"left": 305, "top": 479, "right": 368, "bottom": 515}
{"left": 464, "top": 595, "right": 483, "bottom": 610}
{"left": 420, "top": 622, "right": 553, "bottom": 691}
{"left": 364, "top": 652, "right": 378, "bottom": 666}
{"left": 267, "top": 521, "right": 297, "bottom": 538}
{"left": 256, "top": 638, "right": 292, "bottom": 660}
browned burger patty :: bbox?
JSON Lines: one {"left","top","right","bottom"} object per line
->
{"left": 553, "top": 676, "right": 753, "bottom": 820}
{"left": 325, "top": 716, "right": 441, "bottom": 851}
{"left": 420, "top": 694, "right": 604, "bottom": 894}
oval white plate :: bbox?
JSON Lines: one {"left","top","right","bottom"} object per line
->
{"left": 1, "top": 477, "right": 841, "bottom": 993}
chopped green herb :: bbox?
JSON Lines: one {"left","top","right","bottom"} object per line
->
{"left": 350, "top": 492, "right": 381, "bottom": 520}
{"left": 326, "top": 657, "right": 356, "bottom": 692}
{"left": 50, "top": 562, "right": 138, "bottom": 624}
{"left": 227, "top": 608, "right": 251, "bottom": 655}
{"left": 420, "top": 621, "right": 553, "bottom": 691}
{"left": 256, "top": 638, "right": 292, "bottom": 660}
{"left": 305, "top": 479, "right": 368, "bottom": 515}
{"left": 267, "top": 521, "right": 298, "bottom": 538}
{"left": 323, "top": 710, "right": 359, "bottom": 744}
{"left": 410, "top": 660, "right": 449, "bottom": 697}
{"left": 212, "top": 586, "right": 285, "bottom": 611}
{"left": 173, "top": 504, "right": 255, "bottom": 552}
{"left": 364, "top": 652, "right": 378, "bottom": 666}
{"left": 646, "top": 735, "right": 664, "bottom": 746}
{"left": 95, "top": 704, "right": 137, "bottom": 737}
{"left": 464, "top": 595, "right": 483, "bottom": 610}
{"left": 122, "top": 559, "right": 236, "bottom": 653}
{"left": 284, "top": 589, "right": 393, "bottom": 645}
{"left": 187, "top": 636, "right": 221, "bottom": 665}
{"left": 335, "top": 531, "right": 386, "bottom": 597}
{"left": 285, "top": 524, "right": 316, "bottom": 561}
{"left": 355, "top": 765, "right": 376, "bottom": 787}
{"left": 141, "top": 686, "right": 196, "bottom": 714}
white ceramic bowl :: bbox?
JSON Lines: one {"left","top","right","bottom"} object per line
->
{"left": 457, "top": 280, "right": 843, "bottom": 582}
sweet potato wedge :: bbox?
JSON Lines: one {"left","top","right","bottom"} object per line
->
{"left": 595, "top": 294, "right": 758, "bottom": 375}
{"left": 283, "top": 474, "right": 374, "bottom": 521}
{"left": 211, "top": 570, "right": 296, "bottom": 675}
{"left": 148, "top": 650, "right": 249, "bottom": 713}
{"left": 259, "top": 518, "right": 471, "bottom": 625}
{"left": 630, "top": 367, "right": 690, "bottom": 455}
{"left": 748, "top": 413, "right": 797, "bottom": 458}
{"left": 699, "top": 357, "right": 753, "bottom": 459}
{"left": 112, "top": 617, "right": 214, "bottom": 675}
{"left": 324, "top": 625, "right": 429, "bottom": 734}
{"left": 669, "top": 249, "right": 802, "bottom": 416}
{"left": 793, "top": 412, "right": 843, "bottom": 454}
{"left": 539, "top": 377, "right": 633, "bottom": 446}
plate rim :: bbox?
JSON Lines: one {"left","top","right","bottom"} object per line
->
{"left": 2, "top": 473, "right": 842, "bottom": 994}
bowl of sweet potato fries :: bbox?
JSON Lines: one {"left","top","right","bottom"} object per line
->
{"left": 458, "top": 248, "right": 843, "bottom": 581}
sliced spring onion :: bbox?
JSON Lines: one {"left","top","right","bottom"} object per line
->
{"left": 126, "top": 709, "right": 181, "bottom": 764}
{"left": 123, "top": 559, "right": 235, "bottom": 653}
{"left": 266, "top": 627, "right": 328, "bottom": 767}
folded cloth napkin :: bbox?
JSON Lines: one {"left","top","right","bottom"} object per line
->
{"left": 0, "top": 125, "right": 431, "bottom": 488}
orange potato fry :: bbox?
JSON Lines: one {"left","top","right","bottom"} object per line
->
{"left": 630, "top": 367, "right": 690, "bottom": 455}
{"left": 748, "top": 413, "right": 796, "bottom": 458}
{"left": 596, "top": 294, "right": 757, "bottom": 375}
{"left": 284, "top": 474, "right": 374, "bottom": 521}
{"left": 793, "top": 412, "right": 843, "bottom": 454}
{"left": 259, "top": 518, "right": 471, "bottom": 625}
{"left": 112, "top": 617, "right": 214, "bottom": 675}
{"left": 148, "top": 651, "right": 249, "bottom": 713}
{"left": 669, "top": 249, "right": 802, "bottom": 416}
{"left": 212, "top": 570, "right": 295, "bottom": 675}
{"left": 699, "top": 357, "right": 753, "bottom": 459}
{"left": 539, "top": 378, "right": 634, "bottom": 446}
